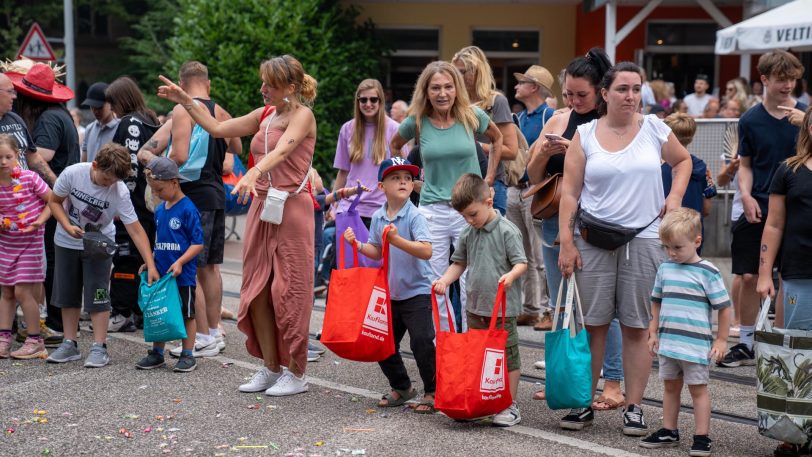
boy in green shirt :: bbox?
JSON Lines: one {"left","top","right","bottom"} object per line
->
{"left": 433, "top": 173, "right": 527, "bottom": 426}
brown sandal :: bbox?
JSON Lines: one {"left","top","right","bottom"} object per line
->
{"left": 592, "top": 395, "right": 625, "bottom": 411}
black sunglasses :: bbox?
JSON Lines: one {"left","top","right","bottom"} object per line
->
{"left": 358, "top": 96, "right": 380, "bottom": 104}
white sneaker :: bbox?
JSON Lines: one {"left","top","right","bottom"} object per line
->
{"left": 215, "top": 334, "right": 225, "bottom": 352}
{"left": 534, "top": 360, "right": 546, "bottom": 370}
{"left": 169, "top": 336, "right": 219, "bottom": 358}
{"left": 265, "top": 370, "right": 308, "bottom": 396}
{"left": 107, "top": 314, "right": 135, "bottom": 332}
{"left": 307, "top": 350, "right": 321, "bottom": 362}
{"left": 239, "top": 367, "right": 283, "bottom": 393}
{"left": 492, "top": 402, "right": 522, "bottom": 427}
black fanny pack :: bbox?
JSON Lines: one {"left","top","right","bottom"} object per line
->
{"left": 82, "top": 231, "right": 118, "bottom": 260}
{"left": 577, "top": 208, "right": 658, "bottom": 251}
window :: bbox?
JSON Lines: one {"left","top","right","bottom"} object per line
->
{"left": 375, "top": 28, "right": 440, "bottom": 101}
{"left": 647, "top": 22, "right": 718, "bottom": 48}
{"left": 472, "top": 30, "right": 539, "bottom": 54}
{"left": 376, "top": 28, "right": 439, "bottom": 53}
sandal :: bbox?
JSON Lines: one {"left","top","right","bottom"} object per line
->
{"left": 413, "top": 397, "right": 435, "bottom": 415}
{"left": 592, "top": 394, "right": 625, "bottom": 411}
{"left": 532, "top": 389, "right": 545, "bottom": 401}
{"left": 378, "top": 387, "right": 417, "bottom": 407}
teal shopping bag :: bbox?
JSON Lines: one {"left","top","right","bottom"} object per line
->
{"left": 545, "top": 274, "right": 593, "bottom": 410}
{"left": 138, "top": 272, "right": 187, "bottom": 342}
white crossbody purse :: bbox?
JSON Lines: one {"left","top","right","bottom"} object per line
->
{"left": 259, "top": 113, "right": 311, "bottom": 225}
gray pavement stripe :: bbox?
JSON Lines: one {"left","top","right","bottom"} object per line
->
{"left": 508, "top": 425, "right": 648, "bottom": 457}
{"left": 106, "top": 332, "right": 650, "bottom": 457}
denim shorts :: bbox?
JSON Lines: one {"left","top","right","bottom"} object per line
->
{"left": 783, "top": 279, "right": 812, "bottom": 330}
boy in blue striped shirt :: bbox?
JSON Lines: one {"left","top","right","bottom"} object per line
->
{"left": 642, "top": 208, "right": 731, "bottom": 456}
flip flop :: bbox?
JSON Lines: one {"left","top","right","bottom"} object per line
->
{"left": 532, "top": 389, "right": 545, "bottom": 401}
{"left": 378, "top": 387, "right": 417, "bottom": 407}
{"left": 413, "top": 398, "right": 435, "bottom": 414}
{"left": 592, "top": 395, "right": 625, "bottom": 411}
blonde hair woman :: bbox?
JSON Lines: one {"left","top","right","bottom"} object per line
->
{"left": 723, "top": 78, "right": 750, "bottom": 111}
{"left": 390, "top": 61, "right": 503, "bottom": 333}
{"left": 452, "top": 46, "right": 518, "bottom": 215}
{"left": 158, "top": 55, "right": 318, "bottom": 396}
{"left": 333, "top": 78, "right": 402, "bottom": 222}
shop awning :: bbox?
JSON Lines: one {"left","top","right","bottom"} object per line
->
{"left": 715, "top": 0, "right": 812, "bottom": 54}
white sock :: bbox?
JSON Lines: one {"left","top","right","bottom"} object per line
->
{"left": 739, "top": 325, "right": 755, "bottom": 349}
{"left": 196, "top": 332, "right": 214, "bottom": 344}
{"left": 209, "top": 327, "right": 220, "bottom": 338}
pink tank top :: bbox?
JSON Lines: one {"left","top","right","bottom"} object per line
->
{"left": 249, "top": 107, "right": 315, "bottom": 194}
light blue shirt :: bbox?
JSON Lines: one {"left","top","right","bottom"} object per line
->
{"left": 82, "top": 117, "right": 120, "bottom": 162}
{"left": 651, "top": 260, "right": 731, "bottom": 365}
{"left": 517, "top": 103, "right": 555, "bottom": 146}
{"left": 368, "top": 200, "right": 432, "bottom": 301}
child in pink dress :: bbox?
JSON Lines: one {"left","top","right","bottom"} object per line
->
{"left": 0, "top": 135, "right": 52, "bottom": 359}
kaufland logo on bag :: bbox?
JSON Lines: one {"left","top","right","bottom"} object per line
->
{"left": 480, "top": 348, "right": 505, "bottom": 398}
{"left": 361, "top": 286, "right": 388, "bottom": 340}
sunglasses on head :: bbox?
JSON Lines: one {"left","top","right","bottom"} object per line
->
{"left": 358, "top": 96, "right": 380, "bottom": 104}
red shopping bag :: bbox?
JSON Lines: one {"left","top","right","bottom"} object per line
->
{"left": 321, "top": 226, "right": 395, "bottom": 362}
{"left": 432, "top": 283, "right": 513, "bottom": 420}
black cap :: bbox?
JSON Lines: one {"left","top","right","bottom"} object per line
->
{"left": 695, "top": 74, "right": 710, "bottom": 83}
{"left": 81, "top": 82, "right": 108, "bottom": 108}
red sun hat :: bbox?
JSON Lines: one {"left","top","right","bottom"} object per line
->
{"left": 6, "top": 63, "right": 74, "bottom": 103}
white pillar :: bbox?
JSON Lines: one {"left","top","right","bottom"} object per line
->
{"left": 64, "top": 0, "right": 75, "bottom": 109}
{"left": 605, "top": 0, "right": 617, "bottom": 64}
{"left": 740, "top": 54, "right": 751, "bottom": 79}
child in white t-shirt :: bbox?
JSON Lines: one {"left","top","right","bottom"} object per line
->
{"left": 46, "top": 143, "right": 159, "bottom": 368}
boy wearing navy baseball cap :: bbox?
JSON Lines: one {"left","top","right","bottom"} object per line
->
{"left": 135, "top": 157, "right": 203, "bottom": 373}
{"left": 343, "top": 157, "right": 437, "bottom": 413}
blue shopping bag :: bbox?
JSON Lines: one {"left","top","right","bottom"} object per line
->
{"left": 545, "top": 274, "right": 593, "bottom": 410}
{"left": 137, "top": 272, "right": 187, "bottom": 343}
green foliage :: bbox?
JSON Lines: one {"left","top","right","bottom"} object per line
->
{"left": 0, "top": 0, "right": 63, "bottom": 61}
{"left": 119, "top": 0, "right": 180, "bottom": 115}
{"left": 126, "top": 0, "right": 388, "bottom": 174}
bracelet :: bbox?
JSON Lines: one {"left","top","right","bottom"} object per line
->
{"left": 357, "top": 241, "right": 364, "bottom": 251}
{"left": 333, "top": 191, "right": 338, "bottom": 202}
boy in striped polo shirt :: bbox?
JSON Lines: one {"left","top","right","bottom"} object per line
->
{"left": 641, "top": 208, "right": 732, "bottom": 456}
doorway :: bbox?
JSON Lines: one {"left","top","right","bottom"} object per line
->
{"left": 646, "top": 53, "right": 717, "bottom": 98}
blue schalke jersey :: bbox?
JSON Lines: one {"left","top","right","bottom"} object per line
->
{"left": 154, "top": 196, "right": 203, "bottom": 287}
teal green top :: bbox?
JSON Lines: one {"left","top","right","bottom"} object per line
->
{"left": 398, "top": 107, "right": 490, "bottom": 205}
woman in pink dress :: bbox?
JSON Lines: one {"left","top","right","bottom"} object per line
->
{"left": 157, "top": 55, "right": 317, "bottom": 396}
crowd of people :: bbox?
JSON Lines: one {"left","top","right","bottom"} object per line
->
{"left": 0, "top": 46, "right": 810, "bottom": 456}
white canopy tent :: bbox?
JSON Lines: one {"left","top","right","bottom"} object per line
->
{"left": 716, "top": 0, "right": 812, "bottom": 55}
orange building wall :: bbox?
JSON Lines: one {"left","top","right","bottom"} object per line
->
{"left": 575, "top": 5, "right": 754, "bottom": 86}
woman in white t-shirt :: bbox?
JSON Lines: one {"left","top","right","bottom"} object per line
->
{"left": 556, "top": 62, "right": 691, "bottom": 434}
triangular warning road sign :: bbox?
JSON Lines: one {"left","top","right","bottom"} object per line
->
{"left": 17, "top": 23, "right": 56, "bottom": 62}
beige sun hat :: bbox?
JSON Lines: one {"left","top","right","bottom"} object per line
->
{"left": 514, "top": 65, "right": 554, "bottom": 94}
